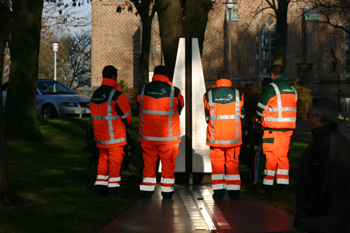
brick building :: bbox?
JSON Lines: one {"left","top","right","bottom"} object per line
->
{"left": 91, "top": 0, "right": 350, "bottom": 103}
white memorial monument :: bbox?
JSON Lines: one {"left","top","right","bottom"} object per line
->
{"left": 172, "top": 38, "right": 211, "bottom": 174}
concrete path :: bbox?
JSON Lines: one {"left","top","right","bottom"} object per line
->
{"left": 99, "top": 120, "right": 350, "bottom": 233}
{"left": 100, "top": 185, "right": 296, "bottom": 233}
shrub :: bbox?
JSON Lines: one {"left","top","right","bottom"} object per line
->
{"left": 235, "top": 86, "right": 263, "bottom": 119}
{"left": 294, "top": 82, "right": 313, "bottom": 120}
{"left": 118, "top": 79, "right": 139, "bottom": 115}
{"left": 240, "top": 118, "right": 263, "bottom": 167}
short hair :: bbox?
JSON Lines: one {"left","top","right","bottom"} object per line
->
{"left": 217, "top": 71, "right": 230, "bottom": 80}
{"left": 102, "top": 65, "right": 118, "bottom": 79}
{"left": 310, "top": 98, "right": 338, "bottom": 125}
{"left": 154, "top": 65, "right": 168, "bottom": 76}
{"left": 270, "top": 65, "right": 284, "bottom": 77}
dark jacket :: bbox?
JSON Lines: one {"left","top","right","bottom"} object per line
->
{"left": 294, "top": 124, "right": 350, "bottom": 233}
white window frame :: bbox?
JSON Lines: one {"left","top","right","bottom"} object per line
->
{"left": 259, "top": 17, "right": 277, "bottom": 78}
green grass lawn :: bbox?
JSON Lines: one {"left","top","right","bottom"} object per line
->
{"left": 1, "top": 116, "right": 310, "bottom": 232}
{"left": 241, "top": 138, "right": 309, "bottom": 215}
{"left": 2, "top": 117, "right": 143, "bottom": 233}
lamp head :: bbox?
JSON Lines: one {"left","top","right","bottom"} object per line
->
{"left": 53, "top": 43, "right": 59, "bottom": 52}
{"left": 225, "top": 0, "right": 236, "bottom": 9}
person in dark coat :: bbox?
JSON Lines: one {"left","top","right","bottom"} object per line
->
{"left": 294, "top": 98, "right": 350, "bottom": 233}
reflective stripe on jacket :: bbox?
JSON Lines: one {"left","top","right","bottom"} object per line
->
{"left": 90, "top": 78, "right": 132, "bottom": 148}
{"left": 203, "top": 79, "right": 245, "bottom": 147}
{"left": 137, "top": 74, "right": 184, "bottom": 145}
{"left": 256, "top": 77, "right": 297, "bottom": 129}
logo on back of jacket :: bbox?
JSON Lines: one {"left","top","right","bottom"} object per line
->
{"left": 92, "top": 94, "right": 107, "bottom": 101}
{"left": 282, "top": 86, "right": 295, "bottom": 92}
{"left": 148, "top": 89, "right": 167, "bottom": 95}
{"left": 215, "top": 94, "right": 233, "bottom": 101}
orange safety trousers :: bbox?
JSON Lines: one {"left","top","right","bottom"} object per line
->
{"left": 140, "top": 143, "right": 178, "bottom": 193}
{"left": 210, "top": 146, "right": 241, "bottom": 191}
{"left": 262, "top": 130, "right": 293, "bottom": 186}
{"left": 95, "top": 146, "right": 124, "bottom": 188}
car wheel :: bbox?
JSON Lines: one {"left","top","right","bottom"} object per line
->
{"left": 42, "top": 104, "right": 57, "bottom": 119}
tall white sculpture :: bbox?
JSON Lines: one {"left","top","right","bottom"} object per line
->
{"left": 172, "top": 38, "right": 186, "bottom": 172}
{"left": 172, "top": 38, "right": 211, "bottom": 173}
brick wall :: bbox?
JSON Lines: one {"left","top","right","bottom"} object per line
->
{"left": 91, "top": 0, "right": 140, "bottom": 90}
{"left": 91, "top": 0, "right": 350, "bottom": 100}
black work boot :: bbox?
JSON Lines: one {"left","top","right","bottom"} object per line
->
{"left": 277, "top": 184, "right": 289, "bottom": 193}
{"left": 228, "top": 190, "right": 240, "bottom": 199}
{"left": 95, "top": 185, "right": 107, "bottom": 196}
{"left": 107, "top": 187, "right": 127, "bottom": 199}
{"left": 259, "top": 184, "right": 274, "bottom": 194}
{"left": 212, "top": 189, "right": 225, "bottom": 199}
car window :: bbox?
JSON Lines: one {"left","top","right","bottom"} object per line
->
{"left": 38, "top": 81, "right": 76, "bottom": 95}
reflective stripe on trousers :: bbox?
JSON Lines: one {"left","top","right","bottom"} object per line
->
{"left": 140, "top": 177, "right": 157, "bottom": 192}
{"left": 94, "top": 146, "right": 124, "bottom": 187}
{"left": 210, "top": 147, "right": 241, "bottom": 190}
{"left": 262, "top": 130, "right": 292, "bottom": 186}
{"left": 140, "top": 143, "right": 178, "bottom": 193}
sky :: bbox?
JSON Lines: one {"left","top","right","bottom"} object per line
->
{"left": 62, "top": 0, "right": 92, "bottom": 34}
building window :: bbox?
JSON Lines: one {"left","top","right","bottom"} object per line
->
{"left": 260, "top": 17, "right": 276, "bottom": 75}
{"left": 345, "top": 21, "right": 350, "bottom": 77}
{"left": 303, "top": 8, "right": 319, "bottom": 21}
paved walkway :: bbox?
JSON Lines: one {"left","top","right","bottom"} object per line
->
{"left": 99, "top": 120, "right": 350, "bottom": 233}
{"left": 100, "top": 185, "right": 296, "bottom": 233}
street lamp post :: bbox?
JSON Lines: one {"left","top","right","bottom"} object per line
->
{"left": 53, "top": 42, "right": 59, "bottom": 82}
{"left": 225, "top": 0, "right": 236, "bottom": 77}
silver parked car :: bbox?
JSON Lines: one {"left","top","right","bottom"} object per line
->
{"left": 2, "top": 80, "right": 91, "bottom": 119}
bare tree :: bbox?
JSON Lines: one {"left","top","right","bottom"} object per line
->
{"left": 303, "top": 0, "right": 350, "bottom": 34}
{"left": 3, "top": 1, "right": 90, "bottom": 85}
{"left": 0, "top": 0, "right": 12, "bottom": 207}
{"left": 43, "top": 0, "right": 90, "bottom": 35}
{"left": 67, "top": 30, "right": 91, "bottom": 89}
{"left": 155, "top": 0, "right": 214, "bottom": 80}
{"left": 131, "top": 0, "right": 156, "bottom": 86}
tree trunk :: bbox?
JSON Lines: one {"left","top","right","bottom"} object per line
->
{"left": 0, "top": 1, "right": 12, "bottom": 207}
{"left": 155, "top": 0, "right": 212, "bottom": 81}
{"left": 184, "top": 0, "right": 212, "bottom": 56}
{"left": 139, "top": 17, "right": 152, "bottom": 86}
{"left": 134, "top": 0, "right": 156, "bottom": 87}
{"left": 155, "top": 0, "right": 183, "bottom": 81}
{"left": 273, "top": 0, "right": 289, "bottom": 69}
{"left": 5, "top": 0, "right": 44, "bottom": 141}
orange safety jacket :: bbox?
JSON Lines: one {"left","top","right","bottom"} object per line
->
{"left": 256, "top": 77, "right": 297, "bottom": 129}
{"left": 137, "top": 74, "right": 184, "bottom": 145}
{"left": 203, "top": 79, "right": 245, "bottom": 147}
{"left": 90, "top": 78, "right": 132, "bottom": 148}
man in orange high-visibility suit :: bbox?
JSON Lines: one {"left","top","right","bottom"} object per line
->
{"left": 90, "top": 65, "right": 132, "bottom": 199}
{"left": 203, "top": 71, "right": 245, "bottom": 199}
{"left": 138, "top": 65, "right": 184, "bottom": 198}
{"left": 256, "top": 64, "right": 297, "bottom": 193}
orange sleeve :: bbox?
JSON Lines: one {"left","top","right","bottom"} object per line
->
{"left": 203, "top": 93, "right": 210, "bottom": 122}
{"left": 177, "top": 89, "right": 185, "bottom": 113}
{"left": 116, "top": 93, "right": 132, "bottom": 127}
